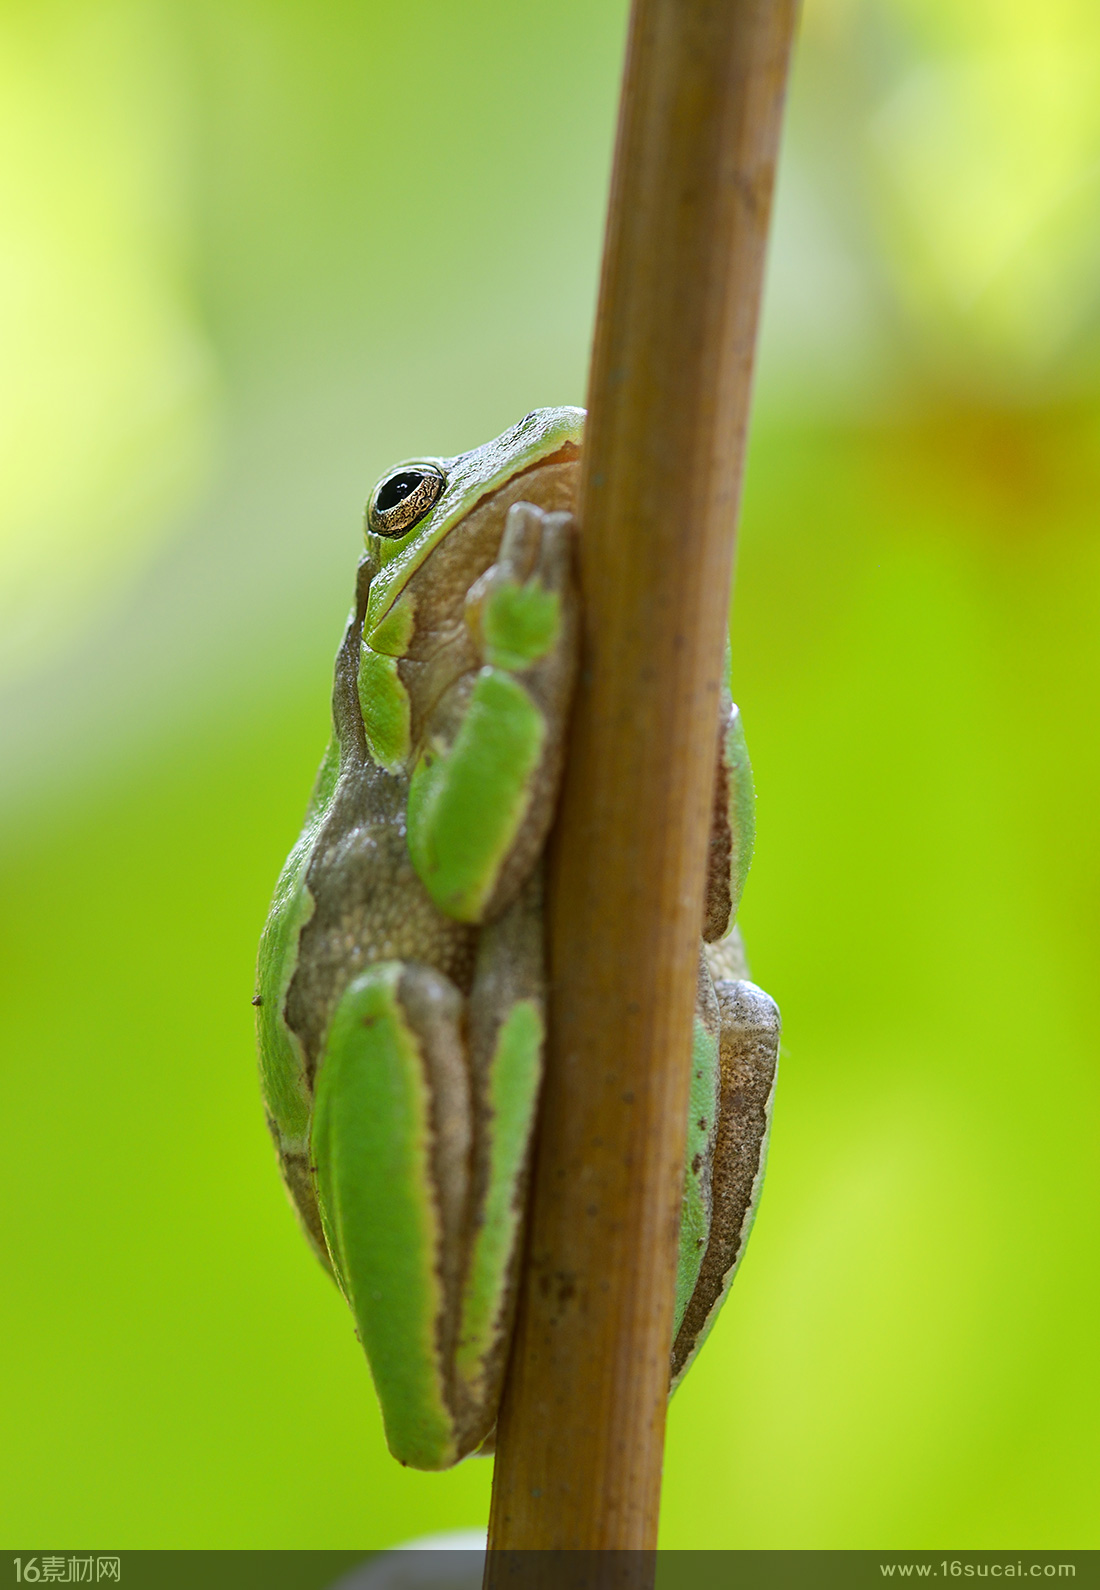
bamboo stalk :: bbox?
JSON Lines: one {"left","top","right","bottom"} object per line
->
{"left": 485, "top": 0, "right": 798, "bottom": 1567}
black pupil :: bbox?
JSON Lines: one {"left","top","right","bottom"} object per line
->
{"left": 376, "top": 471, "right": 424, "bottom": 512}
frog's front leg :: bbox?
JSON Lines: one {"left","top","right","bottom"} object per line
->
{"left": 406, "top": 500, "right": 577, "bottom": 924}
{"left": 704, "top": 695, "right": 756, "bottom": 941}
{"left": 310, "top": 879, "right": 545, "bottom": 1470}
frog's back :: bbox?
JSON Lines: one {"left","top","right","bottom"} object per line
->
{"left": 284, "top": 754, "right": 478, "bottom": 1072}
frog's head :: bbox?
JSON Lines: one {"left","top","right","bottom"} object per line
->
{"left": 361, "top": 406, "right": 585, "bottom": 632}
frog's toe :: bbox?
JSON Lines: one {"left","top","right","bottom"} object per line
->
{"left": 531, "top": 506, "right": 576, "bottom": 593}
{"left": 497, "top": 499, "right": 547, "bottom": 580}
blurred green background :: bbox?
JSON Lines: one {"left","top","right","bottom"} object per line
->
{"left": 2, "top": 0, "right": 1097, "bottom": 1551}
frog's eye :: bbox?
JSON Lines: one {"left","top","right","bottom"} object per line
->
{"left": 368, "top": 465, "right": 445, "bottom": 537}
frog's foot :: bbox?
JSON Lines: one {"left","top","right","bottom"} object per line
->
{"left": 670, "top": 978, "right": 780, "bottom": 1389}
{"left": 465, "top": 499, "right": 575, "bottom": 677}
{"left": 471, "top": 502, "right": 578, "bottom": 919}
{"left": 309, "top": 943, "right": 544, "bottom": 1471}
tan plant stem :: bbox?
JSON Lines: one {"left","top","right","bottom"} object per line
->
{"left": 485, "top": 0, "right": 798, "bottom": 1567}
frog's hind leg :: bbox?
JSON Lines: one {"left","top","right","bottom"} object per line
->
{"left": 453, "top": 870, "right": 546, "bottom": 1442}
{"left": 672, "top": 959, "right": 723, "bottom": 1350}
{"left": 670, "top": 970, "right": 780, "bottom": 1390}
{"left": 309, "top": 959, "right": 475, "bottom": 1471}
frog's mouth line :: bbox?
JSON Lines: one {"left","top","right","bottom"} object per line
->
{"left": 457, "top": 439, "right": 581, "bottom": 524}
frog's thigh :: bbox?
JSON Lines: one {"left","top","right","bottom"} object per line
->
{"left": 455, "top": 874, "right": 546, "bottom": 1421}
{"left": 670, "top": 978, "right": 780, "bottom": 1389}
{"left": 309, "top": 959, "right": 473, "bottom": 1472}
{"left": 674, "top": 960, "right": 722, "bottom": 1343}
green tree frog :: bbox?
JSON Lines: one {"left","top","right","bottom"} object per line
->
{"left": 255, "top": 408, "right": 779, "bottom": 1470}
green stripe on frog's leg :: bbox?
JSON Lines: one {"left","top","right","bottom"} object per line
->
{"left": 256, "top": 732, "right": 341, "bottom": 1146}
{"left": 455, "top": 996, "right": 544, "bottom": 1406}
{"left": 358, "top": 646, "right": 411, "bottom": 773}
{"left": 255, "top": 869, "right": 315, "bottom": 1146}
{"left": 673, "top": 1011, "right": 721, "bottom": 1341}
{"left": 407, "top": 667, "right": 546, "bottom": 923}
{"left": 310, "top": 962, "right": 460, "bottom": 1471}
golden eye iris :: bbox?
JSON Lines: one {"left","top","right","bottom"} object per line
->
{"left": 367, "top": 466, "right": 444, "bottom": 537}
